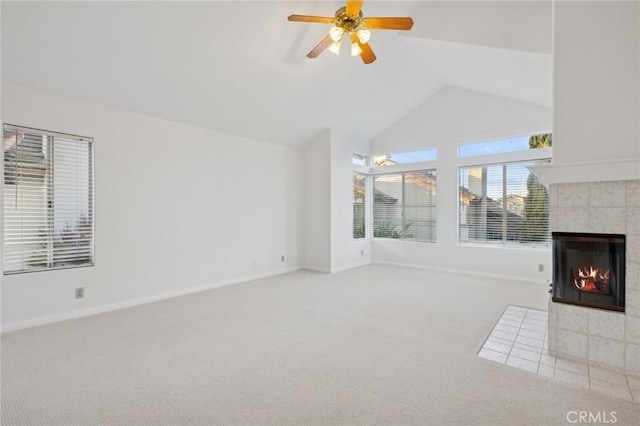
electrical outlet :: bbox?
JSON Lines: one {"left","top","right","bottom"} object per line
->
{"left": 75, "top": 287, "right": 85, "bottom": 299}
{"left": 281, "top": 255, "right": 285, "bottom": 262}
{"left": 360, "top": 249, "right": 364, "bottom": 256}
{"left": 538, "top": 264, "right": 544, "bottom": 272}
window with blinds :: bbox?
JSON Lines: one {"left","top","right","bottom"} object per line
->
{"left": 3, "top": 125, "right": 94, "bottom": 274}
{"left": 353, "top": 173, "right": 366, "bottom": 239}
{"left": 373, "top": 170, "right": 436, "bottom": 242}
{"left": 458, "top": 160, "right": 550, "bottom": 246}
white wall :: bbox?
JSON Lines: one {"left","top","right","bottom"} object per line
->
{"left": 329, "top": 129, "right": 371, "bottom": 272}
{"left": 1, "top": 83, "right": 303, "bottom": 330}
{"left": 374, "top": 86, "right": 552, "bottom": 152}
{"left": 302, "top": 130, "right": 331, "bottom": 272}
{"left": 371, "top": 86, "right": 553, "bottom": 282}
{"left": 409, "top": 1, "right": 552, "bottom": 54}
{"left": 553, "top": 1, "right": 640, "bottom": 165}
{"left": 302, "top": 129, "right": 372, "bottom": 273}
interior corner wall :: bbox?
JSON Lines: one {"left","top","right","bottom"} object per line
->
{"left": 370, "top": 87, "right": 553, "bottom": 283}
{"left": 329, "top": 130, "right": 371, "bottom": 272}
{"left": 302, "top": 129, "right": 373, "bottom": 273}
{"left": 302, "top": 130, "right": 331, "bottom": 272}
{"left": 1, "top": 83, "right": 303, "bottom": 330}
{"left": 553, "top": 1, "right": 640, "bottom": 165}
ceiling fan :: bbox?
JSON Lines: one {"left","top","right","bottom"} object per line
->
{"left": 288, "top": 0, "right": 414, "bottom": 64}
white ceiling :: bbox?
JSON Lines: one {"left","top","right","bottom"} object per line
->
{"left": 1, "top": 1, "right": 553, "bottom": 148}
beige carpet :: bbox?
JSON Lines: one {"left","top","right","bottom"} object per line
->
{"left": 2, "top": 264, "right": 639, "bottom": 425}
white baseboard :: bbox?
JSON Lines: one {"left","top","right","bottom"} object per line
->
{"left": 300, "top": 260, "right": 372, "bottom": 274}
{"left": 373, "top": 260, "right": 545, "bottom": 286}
{"left": 299, "top": 265, "right": 331, "bottom": 273}
{"left": 331, "top": 260, "right": 372, "bottom": 273}
{"left": 2, "top": 267, "right": 300, "bottom": 333}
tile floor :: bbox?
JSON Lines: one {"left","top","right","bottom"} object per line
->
{"left": 478, "top": 305, "right": 640, "bottom": 404}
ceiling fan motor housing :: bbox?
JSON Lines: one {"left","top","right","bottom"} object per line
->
{"left": 334, "top": 7, "right": 364, "bottom": 32}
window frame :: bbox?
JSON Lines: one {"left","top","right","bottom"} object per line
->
{"left": 372, "top": 169, "right": 437, "bottom": 243}
{"left": 457, "top": 146, "right": 552, "bottom": 248}
{"left": 2, "top": 124, "right": 95, "bottom": 275}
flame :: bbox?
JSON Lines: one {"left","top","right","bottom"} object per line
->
{"left": 573, "top": 266, "right": 610, "bottom": 293}
{"left": 577, "top": 266, "right": 609, "bottom": 281}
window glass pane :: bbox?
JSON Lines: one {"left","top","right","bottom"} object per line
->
{"left": 353, "top": 173, "right": 366, "bottom": 239}
{"left": 3, "top": 131, "right": 48, "bottom": 271}
{"left": 373, "top": 170, "right": 436, "bottom": 242}
{"left": 373, "top": 148, "right": 437, "bottom": 167}
{"left": 373, "top": 174, "right": 403, "bottom": 238}
{"left": 403, "top": 171, "right": 436, "bottom": 242}
{"left": 459, "top": 133, "right": 552, "bottom": 158}
{"left": 352, "top": 154, "right": 368, "bottom": 166}
{"left": 53, "top": 138, "right": 93, "bottom": 267}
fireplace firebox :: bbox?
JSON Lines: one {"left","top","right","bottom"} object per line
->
{"left": 552, "top": 232, "right": 625, "bottom": 312}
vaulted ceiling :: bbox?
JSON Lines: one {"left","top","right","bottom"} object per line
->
{"left": 1, "top": 1, "right": 553, "bottom": 147}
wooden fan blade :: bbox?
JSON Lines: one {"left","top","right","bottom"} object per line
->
{"left": 345, "top": 0, "right": 364, "bottom": 16}
{"left": 307, "top": 35, "right": 333, "bottom": 58}
{"left": 288, "top": 15, "right": 335, "bottom": 24}
{"left": 359, "top": 41, "right": 376, "bottom": 64}
{"left": 364, "top": 17, "right": 414, "bottom": 30}
{"left": 351, "top": 33, "right": 376, "bottom": 64}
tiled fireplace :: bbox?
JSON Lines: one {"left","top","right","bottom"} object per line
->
{"left": 547, "top": 180, "right": 640, "bottom": 375}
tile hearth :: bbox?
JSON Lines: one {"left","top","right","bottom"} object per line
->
{"left": 478, "top": 305, "right": 639, "bottom": 404}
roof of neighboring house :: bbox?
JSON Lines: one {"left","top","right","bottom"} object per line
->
{"left": 374, "top": 158, "right": 397, "bottom": 167}
{"left": 374, "top": 189, "right": 397, "bottom": 204}
{"left": 469, "top": 197, "right": 525, "bottom": 222}
{"left": 4, "top": 136, "right": 45, "bottom": 164}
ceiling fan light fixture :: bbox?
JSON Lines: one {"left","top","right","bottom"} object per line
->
{"left": 356, "top": 28, "right": 371, "bottom": 44}
{"left": 288, "top": 0, "right": 414, "bottom": 64}
{"left": 350, "top": 41, "right": 362, "bottom": 56}
{"left": 329, "top": 39, "right": 342, "bottom": 55}
{"left": 329, "top": 26, "right": 344, "bottom": 42}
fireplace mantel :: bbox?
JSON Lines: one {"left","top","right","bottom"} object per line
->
{"left": 529, "top": 158, "right": 640, "bottom": 187}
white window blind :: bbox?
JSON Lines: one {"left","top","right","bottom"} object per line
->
{"left": 373, "top": 170, "right": 436, "bottom": 242}
{"left": 353, "top": 173, "right": 366, "bottom": 239}
{"left": 3, "top": 125, "right": 94, "bottom": 274}
{"left": 458, "top": 161, "right": 550, "bottom": 246}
